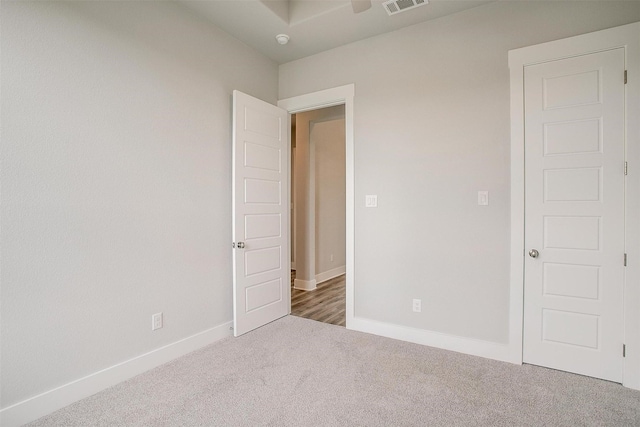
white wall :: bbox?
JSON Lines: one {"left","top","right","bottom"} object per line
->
{"left": 313, "top": 119, "right": 346, "bottom": 276}
{"left": 279, "top": 1, "right": 640, "bottom": 344}
{"left": 1, "top": 0, "right": 277, "bottom": 409}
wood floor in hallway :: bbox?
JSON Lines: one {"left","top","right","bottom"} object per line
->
{"left": 291, "top": 271, "right": 346, "bottom": 327}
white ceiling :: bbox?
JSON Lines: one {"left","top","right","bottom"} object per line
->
{"left": 182, "top": 0, "right": 493, "bottom": 64}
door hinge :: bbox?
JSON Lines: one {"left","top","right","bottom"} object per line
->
{"left": 623, "top": 344, "right": 626, "bottom": 357}
{"left": 625, "top": 161, "right": 628, "bottom": 176}
{"left": 624, "top": 253, "right": 627, "bottom": 266}
{"left": 624, "top": 70, "right": 628, "bottom": 84}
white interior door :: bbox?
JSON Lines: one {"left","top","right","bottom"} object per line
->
{"left": 523, "top": 48, "right": 625, "bottom": 382}
{"left": 232, "top": 90, "right": 290, "bottom": 337}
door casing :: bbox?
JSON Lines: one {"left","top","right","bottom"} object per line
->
{"left": 509, "top": 22, "right": 640, "bottom": 389}
{"left": 278, "top": 84, "right": 356, "bottom": 327}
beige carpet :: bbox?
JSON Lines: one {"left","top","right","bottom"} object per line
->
{"left": 29, "top": 316, "right": 640, "bottom": 426}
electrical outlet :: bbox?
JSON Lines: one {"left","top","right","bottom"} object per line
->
{"left": 330, "top": 254, "right": 334, "bottom": 262}
{"left": 412, "top": 299, "right": 422, "bottom": 313}
{"left": 152, "top": 312, "right": 163, "bottom": 331}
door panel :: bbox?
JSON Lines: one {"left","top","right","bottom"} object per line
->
{"left": 233, "top": 90, "right": 289, "bottom": 337}
{"left": 523, "top": 49, "right": 625, "bottom": 382}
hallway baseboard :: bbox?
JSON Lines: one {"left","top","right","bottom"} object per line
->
{"left": 294, "top": 278, "right": 317, "bottom": 291}
{"left": 315, "top": 266, "right": 346, "bottom": 285}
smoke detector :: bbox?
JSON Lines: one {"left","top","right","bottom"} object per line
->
{"left": 382, "top": 0, "right": 428, "bottom": 16}
{"left": 275, "top": 34, "right": 290, "bottom": 45}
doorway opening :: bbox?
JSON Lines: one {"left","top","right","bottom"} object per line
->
{"left": 290, "top": 106, "right": 346, "bottom": 326}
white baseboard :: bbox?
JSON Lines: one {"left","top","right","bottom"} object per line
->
{"left": 0, "top": 321, "right": 233, "bottom": 427}
{"left": 349, "top": 317, "right": 519, "bottom": 365}
{"left": 294, "top": 278, "right": 317, "bottom": 291}
{"left": 315, "top": 265, "right": 346, "bottom": 284}
{"left": 293, "top": 266, "right": 345, "bottom": 291}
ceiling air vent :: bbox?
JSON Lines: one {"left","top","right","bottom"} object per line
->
{"left": 382, "top": 0, "right": 428, "bottom": 16}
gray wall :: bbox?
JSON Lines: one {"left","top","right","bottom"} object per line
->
{"left": 279, "top": 1, "right": 640, "bottom": 343}
{"left": 1, "top": 1, "right": 277, "bottom": 407}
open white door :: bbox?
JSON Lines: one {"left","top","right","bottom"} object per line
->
{"left": 232, "top": 90, "right": 290, "bottom": 337}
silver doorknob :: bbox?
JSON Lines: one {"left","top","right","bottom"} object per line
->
{"left": 529, "top": 249, "right": 539, "bottom": 258}
{"left": 237, "top": 242, "right": 245, "bottom": 249}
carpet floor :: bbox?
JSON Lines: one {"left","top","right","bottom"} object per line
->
{"left": 29, "top": 316, "right": 640, "bottom": 426}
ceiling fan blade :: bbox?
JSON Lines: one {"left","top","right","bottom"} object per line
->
{"left": 351, "top": 0, "right": 372, "bottom": 14}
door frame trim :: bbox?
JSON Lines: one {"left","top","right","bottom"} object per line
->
{"left": 278, "top": 84, "right": 355, "bottom": 328}
{"left": 508, "top": 22, "right": 640, "bottom": 389}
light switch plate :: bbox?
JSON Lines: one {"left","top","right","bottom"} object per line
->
{"left": 478, "top": 191, "right": 489, "bottom": 206}
{"left": 365, "top": 195, "right": 378, "bottom": 208}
